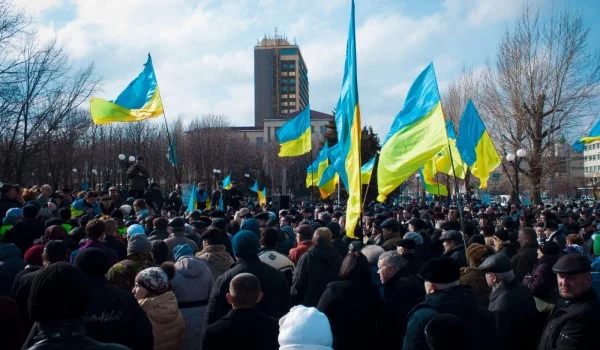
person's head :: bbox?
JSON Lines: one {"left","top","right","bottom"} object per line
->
{"left": 103, "top": 218, "right": 118, "bottom": 237}
{"left": 151, "top": 240, "right": 168, "bottom": 265}
{"left": 198, "top": 182, "right": 206, "bottom": 190}
{"left": 0, "top": 183, "right": 17, "bottom": 199}
{"left": 232, "top": 230, "right": 260, "bottom": 260}
{"left": 317, "top": 212, "right": 332, "bottom": 226}
{"left": 339, "top": 252, "right": 371, "bottom": 282}
{"left": 294, "top": 224, "right": 314, "bottom": 243}
{"left": 85, "top": 219, "right": 105, "bottom": 241}
{"left": 23, "top": 205, "right": 39, "bottom": 219}
{"left": 42, "top": 240, "right": 69, "bottom": 266}
{"left": 395, "top": 238, "right": 417, "bottom": 255}
{"left": 133, "top": 266, "right": 172, "bottom": 299}
{"left": 518, "top": 227, "right": 537, "bottom": 247}
{"left": 553, "top": 254, "right": 593, "bottom": 299}
{"left": 74, "top": 247, "right": 112, "bottom": 278}
{"left": 478, "top": 254, "right": 515, "bottom": 287}
{"left": 133, "top": 199, "right": 147, "bottom": 211}
{"left": 226, "top": 273, "right": 263, "bottom": 309}
{"left": 313, "top": 227, "right": 332, "bottom": 244}
{"left": 377, "top": 251, "right": 405, "bottom": 284}
{"left": 381, "top": 218, "right": 400, "bottom": 239}
{"left": 566, "top": 234, "right": 584, "bottom": 247}
{"left": 168, "top": 217, "right": 186, "bottom": 233}
{"left": 108, "top": 186, "right": 119, "bottom": 198}
{"left": 173, "top": 243, "right": 194, "bottom": 261}
{"left": 28, "top": 262, "right": 88, "bottom": 323}
{"left": 152, "top": 217, "right": 168, "bottom": 232}
{"left": 260, "top": 227, "right": 279, "bottom": 249}
{"left": 544, "top": 220, "right": 559, "bottom": 237}
{"left": 279, "top": 306, "right": 333, "bottom": 349}
{"left": 217, "top": 181, "right": 223, "bottom": 190}
{"left": 135, "top": 155, "right": 144, "bottom": 164}
{"left": 440, "top": 230, "right": 462, "bottom": 252}
{"left": 280, "top": 215, "right": 291, "bottom": 227}
{"left": 127, "top": 233, "right": 152, "bottom": 256}
{"left": 465, "top": 243, "right": 495, "bottom": 268}
{"left": 201, "top": 228, "right": 224, "bottom": 249}
{"left": 40, "top": 184, "right": 52, "bottom": 197}
{"left": 3, "top": 207, "right": 23, "bottom": 225}
{"left": 85, "top": 191, "right": 99, "bottom": 205}
{"left": 418, "top": 257, "right": 460, "bottom": 294}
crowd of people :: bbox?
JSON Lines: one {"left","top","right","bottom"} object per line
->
{"left": 1, "top": 178, "right": 600, "bottom": 349}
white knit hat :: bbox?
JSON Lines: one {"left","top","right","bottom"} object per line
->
{"left": 279, "top": 306, "right": 333, "bottom": 350}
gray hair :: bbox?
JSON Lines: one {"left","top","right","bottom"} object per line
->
{"left": 378, "top": 251, "right": 406, "bottom": 270}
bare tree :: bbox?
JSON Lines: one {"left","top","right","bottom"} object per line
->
{"left": 481, "top": 7, "right": 600, "bottom": 204}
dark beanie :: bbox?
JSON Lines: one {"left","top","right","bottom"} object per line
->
{"left": 151, "top": 240, "right": 168, "bottom": 265}
{"left": 29, "top": 262, "right": 89, "bottom": 322}
{"left": 232, "top": 230, "right": 260, "bottom": 258}
{"left": 75, "top": 248, "right": 111, "bottom": 277}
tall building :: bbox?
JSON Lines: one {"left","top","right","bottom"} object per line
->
{"left": 254, "top": 32, "right": 309, "bottom": 127}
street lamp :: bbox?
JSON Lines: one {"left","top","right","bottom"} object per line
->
{"left": 128, "top": 155, "right": 136, "bottom": 162}
{"left": 506, "top": 148, "right": 527, "bottom": 204}
{"left": 415, "top": 173, "right": 421, "bottom": 203}
{"left": 118, "top": 154, "right": 126, "bottom": 161}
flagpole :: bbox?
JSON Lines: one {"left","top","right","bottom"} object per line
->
{"left": 149, "top": 53, "right": 180, "bottom": 190}
{"left": 361, "top": 153, "right": 379, "bottom": 210}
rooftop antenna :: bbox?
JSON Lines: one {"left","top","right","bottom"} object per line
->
{"left": 294, "top": 36, "right": 297, "bottom": 45}
{"left": 274, "top": 27, "right": 278, "bottom": 40}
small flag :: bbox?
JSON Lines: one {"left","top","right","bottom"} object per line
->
{"left": 277, "top": 106, "right": 312, "bottom": 157}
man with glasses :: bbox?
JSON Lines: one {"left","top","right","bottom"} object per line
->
{"left": 36, "top": 184, "right": 53, "bottom": 208}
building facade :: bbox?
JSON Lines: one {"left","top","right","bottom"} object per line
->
{"left": 584, "top": 141, "right": 600, "bottom": 178}
{"left": 254, "top": 34, "right": 309, "bottom": 127}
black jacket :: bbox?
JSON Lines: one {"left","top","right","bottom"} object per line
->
{"left": 3, "top": 218, "right": 45, "bottom": 254}
{"left": 402, "top": 253, "right": 423, "bottom": 276}
{"left": 497, "top": 244, "right": 517, "bottom": 260}
{"left": 381, "top": 269, "right": 425, "bottom": 348}
{"left": 13, "top": 267, "right": 42, "bottom": 333}
{"left": 101, "top": 236, "right": 127, "bottom": 261}
{"left": 403, "top": 286, "right": 499, "bottom": 350}
{"left": 443, "top": 244, "right": 468, "bottom": 267}
{"left": 291, "top": 243, "right": 342, "bottom": 307}
{"left": 0, "top": 195, "right": 21, "bottom": 220}
{"left": 488, "top": 280, "right": 540, "bottom": 350}
{"left": 202, "top": 308, "right": 279, "bottom": 350}
{"left": 317, "top": 279, "right": 383, "bottom": 350}
{"left": 538, "top": 289, "right": 600, "bottom": 350}
{"left": 204, "top": 255, "right": 290, "bottom": 326}
{"left": 331, "top": 238, "right": 348, "bottom": 258}
{"left": 24, "top": 320, "right": 129, "bottom": 350}
{"left": 511, "top": 243, "right": 538, "bottom": 282}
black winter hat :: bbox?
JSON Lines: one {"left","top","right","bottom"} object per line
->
{"left": 540, "top": 241, "right": 561, "bottom": 255}
{"left": 75, "top": 248, "right": 111, "bottom": 277}
{"left": 553, "top": 253, "right": 591, "bottom": 275}
{"left": 408, "top": 218, "right": 427, "bottom": 231}
{"left": 418, "top": 257, "right": 460, "bottom": 283}
{"left": 29, "top": 262, "right": 89, "bottom": 322}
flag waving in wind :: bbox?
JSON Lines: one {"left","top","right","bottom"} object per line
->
{"left": 250, "top": 180, "right": 259, "bottom": 193}
{"left": 222, "top": 174, "right": 232, "bottom": 190}
{"left": 436, "top": 120, "right": 467, "bottom": 179}
{"left": 420, "top": 158, "right": 448, "bottom": 196}
{"left": 456, "top": 100, "right": 501, "bottom": 189}
{"left": 579, "top": 117, "right": 600, "bottom": 144}
{"left": 258, "top": 187, "right": 267, "bottom": 206}
{"left": 167, "top": 138, "right": 177, "bottom": 168}
{"left": 306, "top": 142, "right": 329, "bottom": 188}
{"left": 90, "top": 54, "right": 164, "bottom": 124}
{"left": 277, "top": 106, "right": 312, "bottom": 157}
{"left": 377, "top": 63, "right": 447, "bottom": 202}
{"left": 335, "top": 0, "right": 362, "bottom": 239}
{"left": 361, "top": 156, "right": 376, "bottom": 185}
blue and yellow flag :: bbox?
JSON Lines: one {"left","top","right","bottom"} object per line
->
{"left": 420, "top": 158, "right": 448, "bottom": 196}
{"left": 360, "top": 156, "right": 376, "bottom": 185}
{"left": 222, "top": 174, "right": 232, "bottom": 190}
{"left": 187, "top": 185, "right": 198, "bottom": 211}
{"left": 456, "top": 100, "right": 501, "bottom": 189}
{"left": 90, "top": 55, "right": 164, "bottom": 124}
{"left": 377, "top": 63, "right": 447, "bottom": 202}
{"left": 318, "top": 164, "right": 339, "bottom": 199}
{"left": 335, "top": 0, "right": 362, "bottom": 238}
{"left": 306, "top": 142, "right": 329, "bottom": 188}
{"left": 277, "top": 105, "right": 312, "bottom": 157}
{"left": 572, "top": 139, "right": 585, "bottom": 152}
{"left": 250, "top": 179, "right": 259, "bottom": 193}
{"left": 436, "top": 121, "right": 468, "bottom": 179}
{"left": 580, "top": 118, "right": 600, "bottom": 144}
{"left": 167, "top": 138, "right": 177, "bottom": 168}
{"left": 258, "top": 187, "right": 267, "bottom": 206}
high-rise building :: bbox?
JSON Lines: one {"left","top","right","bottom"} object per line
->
{"left": 254, "top": 32, "right": 309, "bottom": 127}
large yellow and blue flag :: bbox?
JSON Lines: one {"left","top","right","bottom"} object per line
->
{"left": 420, "top": 158, "right": 448, "bottom": 196}
{"left": 306, "top": 142, "right": 329, "bottom": 188}
{"left": 377, "top": 63, "right": 447, "bottom": 202}
{"left": 250, "top": 179, "right": 259, "bottom": 193}
{"left": 318, "top": 164, "right": 339, "bottom": 199}
{"left": 222, "top": 174, "right": 232, "bottom": 190}
{"left": 456, "top": 99, "right": 501, "bottom": 189}
{"left": 334, "top": 0, "right": 362, "bottom": 239}
{"left": 572, "top": 139, "right": 585, "bottom": 152}
{"left": 90, "top": 54, "right": 164, "bottom": 124}
{"left": 277, "top": 105, "right": 312, "bottom": 157}
{"left": 436, "top": 120, "right": 468, "bottom": 179}
{"left": 360, "top": 156, "right": 376, "bottom": 185}
{"left": 579, "top": 118, "right": 600, "bottom": 144}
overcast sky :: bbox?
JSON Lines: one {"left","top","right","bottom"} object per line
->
{"left": 16, "top": 0, "right": 600, "bottom": 138}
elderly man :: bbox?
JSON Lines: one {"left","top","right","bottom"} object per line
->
{"left": 479, "top": 254, "right": 539, "bottom": 350}
{"left": 380, "top": 218, "right": 404, "bottom": 251}
{"left": 440, "top": 230, "right": 467, "bottom": 267}
{"left": 377, "top": 251, "right": 424, "bottom": 348}
{"left": 538, "top": 254, "right": 600, "bottom": 349}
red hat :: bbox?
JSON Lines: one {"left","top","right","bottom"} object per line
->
{"left": 24, "top": 244, "right": 44, "bottom": 266}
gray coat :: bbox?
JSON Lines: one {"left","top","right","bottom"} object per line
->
{"left": 171, "top": 256, "right": 214, "bottom": 350}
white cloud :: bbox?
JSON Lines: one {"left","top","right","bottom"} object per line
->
{"left": 13, "top": 0, "right": 63, "bottom": 16}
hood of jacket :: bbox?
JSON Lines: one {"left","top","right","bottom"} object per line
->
{"left": 175, "top": 256, "right": 210, "bottom": 278}
{"left": 139, "top": 291, "right": 181, "bottom": 324}
{"left": 0, "top": 242, "right": 22, "bottom": 260}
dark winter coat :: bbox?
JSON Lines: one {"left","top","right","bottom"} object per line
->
{"left": 381, "top": 233, "right": 403, "bottom": 251}
{"left": 204, "top": 255, "right": 290, "bottom": 326}
{"left": 331, "top": 238, "right": 349, "bottom": 258}
{"left": 402, "top": 253, "right": 423, "bottom": 276}
{"left": 488, "top": 280, "right": 540, "bottom": 350}
{"left": 317, "top": 279, "right": 383, "bottom": 350}
{"left": 126, "top": 163, "right": 150, "bottom": 191}
{"left": 381, "top": 269, "right": 425, "bottom": 348}
{"left": 0, "top": 195, "right": 21, "bottom": 220}
{"left": 523, "top": 254, "right": 561, "bottom": 300}
{"left": 497, "top": 244, "right": 517, "bottom": 260}
{"left": 201, "top": 308, "right": 279, "bottom": 350}
{"left": 403, "top": 286, "right": 500, "bottom": 350}
{"left": 3, "top": 218, "right": 45, "bottom": 255}
{"left": 24, "top": 320, "right": 129, "bottom": 350}
{"left": 101, "top": 236, "right": 127, "bottom": 261}
{"left": 144, "top": 188, "right": 164, "bottom": 210}
{"left": 12, "top": 267, "right": 42, "bottom": 333}
{"left": 0, "top": 243, "right": 25, "bottom": 297}
{"left": 511, "top": 243, "right": 539, "bottom": 283}
{"left": 290, "top": 243, "right": 342, "bottom": 307}
{"left": 538, "top": 289, "right": 600, "bottom": 350}
{"left": 417, "top": 229, "right": 434, "bottom": 262}
{"left": 443, "top": 244, "right": 468, "bottom": 267}
{"left": 0, "top": 295, "right": 24, "bottom": 350}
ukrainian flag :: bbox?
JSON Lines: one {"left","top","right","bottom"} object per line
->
{"left": 258, "top": 187, "right": 267, "bottom": 206}
{"left": 334, "top": 0, "right": 362, "bottom": 239}
{"left": 90, "top": 54, "right": 164, "bottom": 124}
{"left": 250, "top": 180, "right": 259, "bottom": 193}
{"left": 377, "top": 63, "right": 447, "bottom": 202}
{"left": 436, "top": 121, "right": 468, "bottom": 179}
{"left": 277, "top": 106, "right": 312, "bottom": 157}
{"left": 572, "top": 139, "right": 585, "bottom": 152}
{"left": 579, "top": 117, "right": 600, "bottom": 144}
{"left": 456, "top": 99, "right": 501, "bottom": 189}
{"left": 420, "top": 158, "right": 448, "bottom": 196}
{"left": 361, "top": 156, "right": 376, "bottom": 185}
{"left": 318, "top": 159, "right": 339, "bottom": 200}
{"left": 187, "top": 185, "right": 198, "bottom": 211}
{"left": 222, "top": 174, "right": 232, "bottom": 190}
{"left": 306, "top": 142, "right": 329, "bottom": 188}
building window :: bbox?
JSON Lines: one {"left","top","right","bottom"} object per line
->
{"left": 281, "top": 72, "right": 288, "bottom": 76}
{"left": 320, "top": 125, "right": 327, "bottom": 134}
{"left": 256, "top": 137, "right": 263, "bottom": 146}
{"left": 289, "top": 94, "right": 296, "bottom": 98}
{"left": 289, "top": 71, "right": 296, "bottom": 76}
{"left": 282, "top": 109, "right": 288, "bottom": 114}
{"left": 290, "top": 101, "right": 296, "bottom": 106}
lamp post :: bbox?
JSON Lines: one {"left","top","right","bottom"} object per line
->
{"left": 91, "top": 169, "right": 98, "bottom": 191}
{"left": 415, "top": 173, "right": 421, "bottom": 203}
{"left": 72, "top": 168, "right": 78, "bottom": 190}
{"left": 213, "top": 169, "right": 221, "bottom": 188}
{"left": 118, "top": 154, "right": 136, "bottom": 190}
{"left": 506, "top": 148, "right": 527, "bottom": 204}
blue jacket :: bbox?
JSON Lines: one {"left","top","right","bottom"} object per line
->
{"left": 0, "top": 243, "right": 25, "bottom": 297}
{"left": 72, "top": 198, "right": 102, "bottom": 216}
